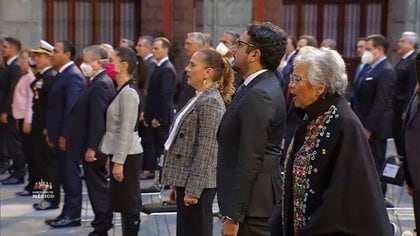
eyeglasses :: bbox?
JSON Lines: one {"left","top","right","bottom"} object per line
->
{"left": 235, "top": 39, "right": 256, "bottom": 48}
{"left": 290, "top": 73, "right": 305, "bottom": 84}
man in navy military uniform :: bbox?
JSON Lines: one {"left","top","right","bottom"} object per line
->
{"left": 30, "top": 40, "right": 60, "bottom": 210}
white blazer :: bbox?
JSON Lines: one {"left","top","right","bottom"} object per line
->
{"left": 100, "top": 82, "right": 143, "bottom": 164}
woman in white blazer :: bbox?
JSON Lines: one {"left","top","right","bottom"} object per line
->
{"left": 100, "top": 47, "right": 143, "bottom": 236}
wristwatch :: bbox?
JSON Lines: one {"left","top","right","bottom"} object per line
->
{"left": 221, "top": 216, "right": 238, "bottom": 224}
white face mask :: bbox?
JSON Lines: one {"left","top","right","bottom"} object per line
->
{"left": 216, "top": 42, "right": 229, "bottom": 56}
{"left": 361, "top": 51, "right": 374, "bottom": 64}
{"left": 80, "top": 62, "right": 94, "bottom": 77}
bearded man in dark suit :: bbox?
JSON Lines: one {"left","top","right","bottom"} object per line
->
{"left": 217, "top": 22, "right": 287, "bottom": 236}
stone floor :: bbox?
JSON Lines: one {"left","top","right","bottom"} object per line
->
{"left": 0, "top": 139, "right": 416, "bottom": 235}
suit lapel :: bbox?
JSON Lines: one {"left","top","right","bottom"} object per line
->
{"left": 218, "top": 71, "right": 272, "bottom": 136}
{"left": 406, "top": 92, "right": 419, "bottom": 126}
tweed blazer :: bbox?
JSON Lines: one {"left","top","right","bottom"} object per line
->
{"left": 100, "top": 80, "right": 143, "bottom": 164}
{"left": 162, "top": 84, "right": 225, "bottom": 198}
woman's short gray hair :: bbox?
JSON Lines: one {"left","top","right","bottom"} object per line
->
{"left": 294, "top": 46, "right": 348, "bottom": 95}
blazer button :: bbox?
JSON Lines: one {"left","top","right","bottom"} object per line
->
{"left": 176, "top": 154, "right": 182, "bottom": 159}
{"left": 179, "top": 133, "right": 184, "bottom": 138}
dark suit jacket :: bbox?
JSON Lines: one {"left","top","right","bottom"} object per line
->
{"left": 394, "top": 51, "right": 417, "bottom": 111}
{"left": 352, "top": 58, "right": 396, "bottom": 139}
{"left": 174, "top": 71, "right": 195, "bottom": 111}
{"left": 404, "top": 91, "right": 420, "bottom": 191}
{"left": 144, "top": 60, "right": 177, "bottom": 127}
{"left": 217, "top": 71, "right": 286, "bottom": 222}
{"left": 46, "top": 63, "right": 85, "bottom": 145}
{"left": 281, "top": 51, "right": 297, "bottom": 93}
{"left": 67, "top": 71, "right": 115, "bottom": 155}
{"left": 145, "top": 55, "right": 156, "bottom": 87}
{"left": 0, "top": 57, "right": 21, "bottom": 114}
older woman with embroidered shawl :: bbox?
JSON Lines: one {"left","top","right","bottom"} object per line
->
{"left": 276, "top": 46, "right": 391, "bottom": 235}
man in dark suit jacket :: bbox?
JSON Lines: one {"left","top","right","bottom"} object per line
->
{"left": 403, "top": 54, "right": 420, "bottom": 232}
{"left": 135, "top": 35, "right": 156, "bottom": 88}
{"left": 217, "top": 22, "right": 287, "bottom": 236}
{"left": 403, "top": 84, "right": 420, "bottom": 232}
{"left": 393, "top": 31, "right": 418, "bottom": 158}
{"left": 0, "top": 37, "right": 24, "bottom": 185}
{"left": 280, "top": 36, "right": 299, "bottom": 158}
{"left": 352, "top": 34, "right": 396, "bottom": 196}
{"left": 174, "top": 32, "right": 206, "bottom": 111}
{"left": 143, "top": 37, "right": 176, "bottom": 179}
{"left": 65, "top": 45, "right": 115, "bottom": 234}
{"left": 0, "top": 45, "right": 8, "bottom": 175}
{"left": 45, "top": 41, "right": 85, "bottom": 228}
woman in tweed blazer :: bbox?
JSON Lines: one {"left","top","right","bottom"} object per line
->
{"left": 162, "top": 48, "right": 235, "bottom": 236}
{"left": 99, "top": 47, "right": 143, "bottom": 236}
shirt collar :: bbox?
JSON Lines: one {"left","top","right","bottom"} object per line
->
{"left": 6, "top": 55, "right": 19, "bottom": 66}
{"left": 40, "top": 66, "right": 53, "bottom": 75}
{"left": 90, "top": 69, "right": 105, "bottom": 81}
{"left": 58, "top": 61, "right": 74, "bottom": 73}
{"left": 370, "top": 56, "right": 386, "bottom": 69}
{"left": 145, "top": 54, "right": 153, "bottom": 61}
{"left": 156, "top": 57, "right": 169, "bottom": 66}
{"left": 244, "top": 69, "right": 268, "bottom": 86}
{"left": 286, "top": 50, "right": 297, "bottom": 63}
{"left": 403, "top": 50, "right": 415, "bottom": 59}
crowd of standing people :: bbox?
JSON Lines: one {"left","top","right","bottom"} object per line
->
{"left": 0, "top": 21, "right": 419, "bottom": 236}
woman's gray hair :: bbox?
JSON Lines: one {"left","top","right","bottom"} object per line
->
{"left": 294, "top": 46, "right": 348, "bottom": 95}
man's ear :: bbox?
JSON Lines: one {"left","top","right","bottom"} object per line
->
{"left": 65, "top": 51, "right": 72, "bottom": 60}
{"left": 249, "top": 49, "right": 261, "bottom": 63}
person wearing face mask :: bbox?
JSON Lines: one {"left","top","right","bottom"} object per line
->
{"left": 351, "top": 34, "right": 396, "bottom": 202}
{"left": 217, "top": 30, "right": 244, "bottom": 90}
{"left": 100, "top": 47, "right": 143, "bottom": 236}
{"left": 66, "top": 45, "right": 115, "bottom": 235}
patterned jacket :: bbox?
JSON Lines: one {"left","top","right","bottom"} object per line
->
{"left": 162, "top": 84, "right": 225, "bottom": 198}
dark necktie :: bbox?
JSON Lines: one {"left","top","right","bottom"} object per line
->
{"left": 356, "top": 65, "right": 371, "bottom": 89}
{"left": 232, "top": 84, "right": 247, "bottom": 102}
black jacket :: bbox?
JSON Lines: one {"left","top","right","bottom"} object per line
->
{"left": 393, "top": 51, "right": 417, "bottom": 111}
{"left": 0, "top": 57, "right": 21, "bottom": 114}
{"left": 144, "top": 60, "right": 177, "bottom": 127}
{"left": 67, "top": 71, "right": 115, "bottom": 155}
{"left": 352, "top": 58, "right": 396, "bottom": 139}
{"left": 30, "top": 67, "right": 56, "bottom": 129}
{"left": 217, "top": 71, "right": 286, "bottom": 222}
